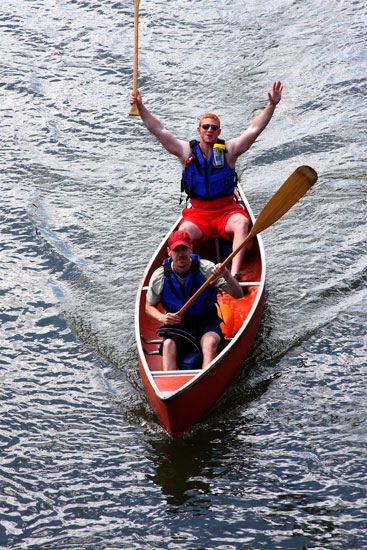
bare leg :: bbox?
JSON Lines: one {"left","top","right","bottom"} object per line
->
{"left": 200, "top": 331, "right": 221, "bottom": 368}
{"left": 224, "top": 213, "right": 250, "bottom": 276}
{"left": 162, "top": 338, "right": 178, "bottom": 371}
{"left": 178, "top": 220, "right": 203, "bottom": 244}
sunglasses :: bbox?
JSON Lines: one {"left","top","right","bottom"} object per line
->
{"left": 200, "top": 123, "right": 219, "bottom": 131}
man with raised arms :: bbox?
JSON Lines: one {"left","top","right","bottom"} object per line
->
{"left": 130, "top": 81, "right": 283, "bottom": 280}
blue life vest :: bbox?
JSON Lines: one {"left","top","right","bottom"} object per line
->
{"left": 181, "top": 139, "right": 238, "bottom": 201}
{"left": 161, "top": 254, "right": 218, "bottom": 317}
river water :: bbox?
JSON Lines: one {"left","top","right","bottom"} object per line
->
{"left": 1, "top": 0, "right": 366, "bottom": 548}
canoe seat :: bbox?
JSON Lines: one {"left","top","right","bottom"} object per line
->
{"left": 212, "top": 235, "right": 232, "bottom": 263}
{"left": 141, "top": 334, "right": 160, "bottom": 357}
{"left": 143, "top": 348, "right": 160, "bottom": 355}
{"left": 211, "top": 233, "right": 255, "bottom": 264}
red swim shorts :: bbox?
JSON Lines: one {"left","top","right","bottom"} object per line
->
{"left": 181, "top": 196, "right": 250, "bottom": 242}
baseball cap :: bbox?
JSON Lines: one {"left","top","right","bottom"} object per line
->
{"left": 168, "top": 230, "right": 192, "bottom": 250}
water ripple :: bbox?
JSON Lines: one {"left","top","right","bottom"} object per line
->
{"left": 1, "top": 0, "right": 367, "bottom": 548}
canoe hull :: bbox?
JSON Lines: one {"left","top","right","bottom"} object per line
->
{"left": 138, "top": 288, "right": 264, "bottom": 437}
{"left": 135, "top": 189, "right": 265, "bottom": 437}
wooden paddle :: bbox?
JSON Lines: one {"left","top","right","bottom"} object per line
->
{"left": 129, "top": 0, "right": 140, "bottom": 116}
{"left": 176, "top": 165, "right": 318, "bottom": 316}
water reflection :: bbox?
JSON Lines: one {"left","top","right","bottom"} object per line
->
{"left": 147, "top": 430, "right": 219, "bottom": 509}
{"left": 145, "top": 371, "right": 277, "bottom": 509}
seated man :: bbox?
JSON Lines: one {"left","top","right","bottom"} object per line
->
{"left": 145, "top": 230, "right": 243, "bottom": 371}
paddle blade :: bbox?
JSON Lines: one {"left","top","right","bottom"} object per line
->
{"left": 247, "top": 165, "right": 318, "bottom": 239}
{"left": 176, "top": 165, "right": 317, "bottom": 316}
{"left": 221, "top": 165, "right": 318, "bottom": 269}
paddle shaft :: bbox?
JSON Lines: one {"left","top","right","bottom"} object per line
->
{"left": 129, "top": 0, "right": 140, "bottom": 116}
{"left": 176, "top": 165, "right": 318, "bottom": 317}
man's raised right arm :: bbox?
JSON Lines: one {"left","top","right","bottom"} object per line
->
{"left": 130, "top": 90, "right": 189, "bottom": 164}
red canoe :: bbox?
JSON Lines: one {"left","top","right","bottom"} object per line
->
{"left": 135, "top": 188, "right": 265, "bottom": 438}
